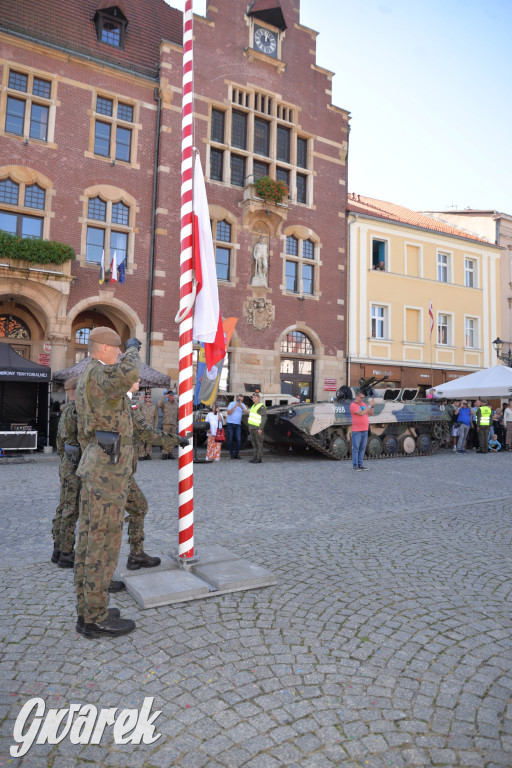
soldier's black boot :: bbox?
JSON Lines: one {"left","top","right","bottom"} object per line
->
{"left": 82, "top": 615, "right": 136, "bottom": 639}
{"left": 76, "top": 608, "right": 120, "bottom": 635}
{"left": 51, "top": 547, "right": 60, "bottom": 564}
{"left": 127, "top": 551, "right": 161, "bottom": 570}
{"left": 108, "top": 580, "right": 125, "bottom": 593}
{"left": 57, "top": 551, "right": 74, "bottom": 568}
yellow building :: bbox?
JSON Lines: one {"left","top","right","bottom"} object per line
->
{"left": 347, "top": 195, "right": 502, "bottom": 391}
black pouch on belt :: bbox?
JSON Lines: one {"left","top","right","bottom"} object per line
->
{"left": 95, "top": 430, "right": 121, "bottom": 464}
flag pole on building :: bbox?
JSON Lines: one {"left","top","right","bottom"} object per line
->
{"left": 429, "top": 300, "right": 434, "bottom": 392}
{"left": 176, "top": 0, "right": 195, "bottom": 560}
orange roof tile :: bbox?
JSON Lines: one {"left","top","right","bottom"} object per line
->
{"left": 0, "top": 0, "right": 182, "bottom": 80}
{"left": 347, "top": 193, "right": 496, "bottom": 246}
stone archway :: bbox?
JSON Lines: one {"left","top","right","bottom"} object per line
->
{"left": 65, "top": 296, "right": 144, "bottom": 369}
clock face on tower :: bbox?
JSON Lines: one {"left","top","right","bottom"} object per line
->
{"left": 254, "top": 25, "right": 278, "bottom": 58}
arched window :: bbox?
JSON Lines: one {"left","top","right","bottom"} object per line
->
{"left": 74, "top": 326, "right": 92, "bottom": 363}
{"left": 0, "top": 174, "right": 48, "bottom": 239}
{"left": 280, "top": 330, "right": 314, "bottom": 401}
{"left": 83, "top": 191, "right": 133, "bottom": 270}
{"left": 0, "top": 314, "right": 31, "bottom": 339}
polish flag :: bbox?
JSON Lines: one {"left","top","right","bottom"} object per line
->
{"left": 192, "top": 155, "right": 225, "bottom": 371}
{"left": 429, "top": 301, "right": 434, "bottom": 336}
{"left": 110, "top": 251, "right": 118, "bottom": 284}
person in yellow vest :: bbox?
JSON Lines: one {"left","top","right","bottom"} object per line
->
{"left": 248, "top": 391, "right": 267, "bottom": 464}
{"left": 476, "top": 399, "right": 492, "bottom": 452}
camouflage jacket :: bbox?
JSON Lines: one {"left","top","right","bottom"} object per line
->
{"left": 139, "top": 402, "right": 157, "bottom": 428}
{"left": 129, "top": 400, "right": 180, "bottom": 472}
{"left": 75, "top": 349, "right": 140, "bottom": 498}
{"left": 56, "top": 402, "right": 79, "bottom": 459}
{"left": 158, "top": 397, "right": 178, "bottom": 427}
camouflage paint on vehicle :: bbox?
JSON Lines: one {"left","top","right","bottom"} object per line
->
{"left": 263, "top": 378, "right": 454, "bottom": 460}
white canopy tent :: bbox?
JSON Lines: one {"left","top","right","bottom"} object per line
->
{"left": 433, "top": 365, "right": 512, "bottom": 399}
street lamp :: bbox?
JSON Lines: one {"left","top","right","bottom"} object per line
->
{"left": 492, "top": 337, "right": 512, "bottom": 367}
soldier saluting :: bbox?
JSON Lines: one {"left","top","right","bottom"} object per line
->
{"left": 74, "top": 327, "right": 141, "bottom": 639}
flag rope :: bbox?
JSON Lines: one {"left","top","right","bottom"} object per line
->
{"left": 178, "top": 0, "right": 195, "bottom": 559}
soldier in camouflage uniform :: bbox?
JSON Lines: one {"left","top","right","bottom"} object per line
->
{"left": 158, "top": 390, "right": 178, "bottom": 459}
{"left": 51, "top": 376, "right": 80, "bottom": 569}
{"left": 74, "top": 327, "right": 141, "bottom": 639}
{"left": 138, "top": 391, "right": 158, "bottom": 460}
{"left": 126, "top": 380, "right": 188, "bottom": 569}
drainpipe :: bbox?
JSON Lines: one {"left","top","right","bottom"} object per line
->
{"left": 146, "top": 85, "right": 162, "bottom": 365}
{"left": 346, "top": 211, "right": 358, "bottom": 389}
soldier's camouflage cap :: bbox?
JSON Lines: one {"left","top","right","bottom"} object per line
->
{"left": 89, "top": 326, "right": 121, "bottom": 346}
{"left": 64, "top": 376, "right": 79, "bottom": 390}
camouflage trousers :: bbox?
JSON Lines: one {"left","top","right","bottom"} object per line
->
{"left": 74, "top": 482, "right": 129, "bottom": 623}
{"left": 125, "top": 475, "right": 148, "bottom": 553}
{"left": 249, "top": 427, "right": 264, "bottom": 460}
{"left": 52, "top": 459, "right": 80, "bottom": 553}
{"left": 161, "top": 423, "right": 176, "bottom": 456}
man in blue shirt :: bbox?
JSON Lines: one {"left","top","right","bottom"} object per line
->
{"left": 454, "top": 400, "right": 472, "bottom": 453}
{"left": 226, "top": 394, "right": 248, "bottom": 459}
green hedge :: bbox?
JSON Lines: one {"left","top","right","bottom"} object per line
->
{"left": 0, "top": 230, "right": 75, "bottom": 265}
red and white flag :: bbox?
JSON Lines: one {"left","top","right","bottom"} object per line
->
{"left": 429, "top": 301, "right": 434, "bottom": 336}
{"left": 110, "top": 252, "right": 118, "bottom": 284}
{"left": 192, "top": 155, "right": 225, "bottom": 371}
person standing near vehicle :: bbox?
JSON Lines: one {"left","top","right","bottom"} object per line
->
{"left": 248, "top": 392, "right": 267, "bottom": 464}
{"left": 226, "top": 394, "right": 248, "bottom": 459}
{"left": 350, "top": 389, "right": 375, "bottom": 471}
{"left": 476, "top": 399, "right": 492, "bottom": 453}
{"left": 454, "top": 400, "right": 472, "bottom": 453}
{"left": 74, "top": 328, "right": 141, "bottom": 639}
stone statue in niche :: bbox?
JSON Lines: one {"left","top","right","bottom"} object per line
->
{"left": 251, "top": 235, "right": 268, "bottom": 287}
{"left": 244, "top": 297, "right": 274, "bottom": 332}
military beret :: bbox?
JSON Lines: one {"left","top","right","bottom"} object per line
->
{"left": 89, "top": 326, "right": 121, "bottom": 346}
{"left": 64, "top": 376, "right": 79, "bottom": 390}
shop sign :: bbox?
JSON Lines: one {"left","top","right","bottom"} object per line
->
{"left": 324, "top": 378, "right": 337, "bottom": 391}
{"left": 38, "top": 354, "right": 50, "bottom": 366}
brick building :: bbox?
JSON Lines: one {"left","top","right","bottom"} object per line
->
{"left": 0, "top": 0, "right": 349, "bottom": 405}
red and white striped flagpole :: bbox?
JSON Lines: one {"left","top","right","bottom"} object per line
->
{"left": 177, "top": 0, "right": 195, "bottom": 559}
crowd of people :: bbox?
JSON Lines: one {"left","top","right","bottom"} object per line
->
{"left": 448, "top": 398, "right": 512, "bottom": 453}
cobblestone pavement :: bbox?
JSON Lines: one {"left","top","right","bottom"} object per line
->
{"left": 1, "top": 448, "right": 511, "bottom": 768}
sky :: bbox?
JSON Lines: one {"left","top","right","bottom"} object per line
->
{"left": 166, "top": 0, "right": 512, "bottom": 214}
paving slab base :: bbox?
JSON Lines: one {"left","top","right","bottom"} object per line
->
{"left": 115, "top": 544, "right": 277, "bottom": 608}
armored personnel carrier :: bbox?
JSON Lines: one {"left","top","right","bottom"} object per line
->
{"left": 263, "top": 376, "right": 454, "bottom": 460}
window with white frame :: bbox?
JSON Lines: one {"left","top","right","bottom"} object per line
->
{"left": 371, "top": 305, "right": 388, "bottom": 339}
{"left": 465, "top": 317, "right": 478, "bottom": 348}
{"left": 437, "top": 313, "right": 451, "bottom": 345}
{"left": 464, "top": 258, "right": 476, "bottom": 288}
{"left": 209, "top": 90, "right": 311, "bottom": 203}
{"left": 372, "top": 239, "right": 387, "bottom": 270}
{"left": 4, "top": 69, "right": 55, "bottom": 143}
{"left": 437, "top": 252, "right": 449, "bottom": 282}
{"left": 285, "top": 235, "right": 317, "bottom": 295}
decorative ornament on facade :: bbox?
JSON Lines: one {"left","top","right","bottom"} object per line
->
{"left": 244, "top": 297, "right": 275, "bottom": 331}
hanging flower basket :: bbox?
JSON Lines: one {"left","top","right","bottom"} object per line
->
{"left": 254, "top": 176, "right": 288, "bottom": 205}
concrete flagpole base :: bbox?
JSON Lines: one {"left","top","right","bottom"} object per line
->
{"left": 114, "top": 545, "right": 277, "bottom": 608}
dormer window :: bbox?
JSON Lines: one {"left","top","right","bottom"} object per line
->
{"left": 101, "top": 21, "right": 121, "bottom": 46}
{"left": 94, "top": 2, "right": 128, "bottom": 49}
